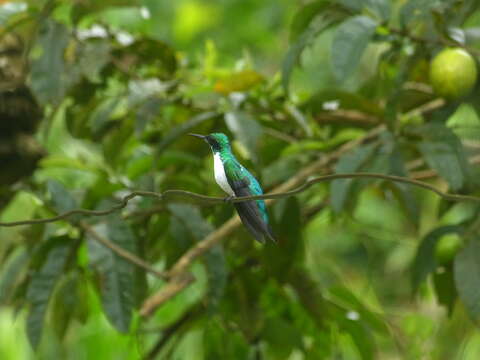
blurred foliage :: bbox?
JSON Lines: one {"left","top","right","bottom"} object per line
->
{"left": 1, "top": 0, "right": 480, "bottom": 359}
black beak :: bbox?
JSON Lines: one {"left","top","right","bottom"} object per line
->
{"left": 188, "top": 133, "right": 206, "bottom": 139}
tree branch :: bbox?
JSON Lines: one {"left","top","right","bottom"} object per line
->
{"left": 139, "top": 273, "right": 195, "bottom": 317}
{"left": 143, "top": 303, "right": 203, "bottom": 360}
{"left": 315, "top": 109, "right": 380, "bottom": 127}
{"left": 80, "top": 221, "right": 168, "bottom": 280}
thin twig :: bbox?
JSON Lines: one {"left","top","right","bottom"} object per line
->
{"left": 143, "top": 303, "right": 203, "bottom": 360}
{"left": 123, "top": 205, "right": 165, "bottom": 220}
{"left": 263, "top": 127, "right": 298, "bottom": 143}
{"left": 316, "top": 109, "right": 380, "bottom": 127}
{"left": 163, "top": 173, "right": 478, "bottom": 279}
{"left": 409, "top": 154, "right": 480, "bottom": 180}
{"left": 0, "top": 172, "right": 480, "bottom": 227}
{"left": 2, "top": 171, "right": 478, "bottom": 228}
{"left": 403, "top": 98, "right": 446, "bottom": 119}
{"left": 389, "top": 27, "right": 480, "bottom": 57}
{"left": 80, "top": 222, "right": 168, "bottom": 280}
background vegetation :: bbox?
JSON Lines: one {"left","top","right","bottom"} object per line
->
{"left": 1, "top": 0, "right": 480, "bottom": 359}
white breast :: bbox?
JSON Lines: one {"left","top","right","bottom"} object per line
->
{"left": 213, "top": 153, "right": 235, "bottom": 196}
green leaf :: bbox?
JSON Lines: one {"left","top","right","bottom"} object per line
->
{"left": 124, "top": 38, "right": 177, "bottom": 78}
{"left": 454, "top": 240, "right": 480, "bottom": 322}
{"left": 411, "top": 226, "right": 461, "bottom": 293}
{"left": 225, "top": 111, "right": 262, "bottom": 161}
{"left": 89, "top": 97, "right": 122, "bottom": 137}
{"left": 87, "top": 217, "right": 137, "bottom": 333}
{"left": 339, "top": 0, "right": 391, "bottom": 20}
{"left": 204, "top": 244, "right": 227, "bottom": 312}
{"left": 417, "top": 124, "right": 471, "bottom": 191}
{"left": 289, "top": 0, "right": 330, "bottom": 41}
{"left": 400, "top": 0, "right": 436, "bottom": 27}
{"left": 330, "top": 286, "right": 388, "bottom": 333}
{"left": 203, "top": 321, "right": 250, "bottom": 359}
{"left": 168, "top": 203, "right": 214, "bottom": 239}
{"left": 135, "top": 98, "right": 164, "bottom": 135}
{"left": 26, "top": 238, "right": 70, "bottom": 348}
{"left": 418, "top": 141, "right": 465, "bottom": 190}
{"left": 264, "top": 197, "right": 302, "bottom": 281}
{"left": 78, "top": 39, "right": 111, "bottom": 83}
{"left": 330, "top": 143, "right": 378, "bottom": 212}
{"left": 433, "top": 266, "right": 457, "bottom": 315}
{"left": 47, "top": 179, "right": 78, "bottom": 214}
{"left": 166, "top": 214, "right": 193, "bottom": 267}
{"left": 286, "top": 103, "right": 312, "bottom": 136}
{"left": 128, "top": 79, "right": 168, "bottom": 107}
{"left": 262, "top": 155, "right": 303, "bottom": 187}
{"left": 50, "top": 274, "right": 80, "bottom": 339}
{"left": 282, "top": 26, "right": 318, "bottom": 94}
{"left": 387, "top": 145, "right": 420, "bottom": 223}
{"left": 263, "top": 317, "right": 303, "bottom": 358}
{"left": 341, "top": 318, "right": 375, "bottom": 360}
{"left": 282, "top": 9, "right": 346, "bottom": 92}
{"left": 102, "top": 118, "right": 135, "bottom": 166}
{"left": 331, "top": 15, "right": 377, "bottom": 82}
{"left": 446, "top": 103, "right": 480, "bottom": 140}
{"left": 96, "top": 6, "right": 145, "bottom": 32}
{"left": 30, "top": 20, "right": 70, "bottom": 105}
{"left": 157, "top": 111, "right": 219, "bottom": 154}
{"left": 0, "top": 248, "right": 29, "bottom": 304}
{"left": 167, "top": 204, "right": 226, "bottom": 311}
{"left": 365, "top": 0, "right": 391, "bottom": 20}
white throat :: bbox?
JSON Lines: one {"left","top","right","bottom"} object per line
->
{"left": 213, "top": 153, "right": 234, "bottom": 196}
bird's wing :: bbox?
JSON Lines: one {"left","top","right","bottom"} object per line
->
{"left": 224, "top": 160, "right": 275, "bottom": 243}
{"left": 223, "top": 158, "right": 251, "bottom": 192}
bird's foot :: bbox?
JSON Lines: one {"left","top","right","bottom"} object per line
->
{"left": 223, "top": 195, "right": 235, "bottom": 203}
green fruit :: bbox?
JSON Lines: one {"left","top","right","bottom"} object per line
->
{"left": 429, "top": 48, "right": 477, "bottom": 100}
{"left": 434, "top": 234, "right": 463, "bottom": 265}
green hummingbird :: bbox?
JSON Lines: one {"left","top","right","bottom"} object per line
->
{"left": 189, "top": 132, "right": 275, "bottom": 243}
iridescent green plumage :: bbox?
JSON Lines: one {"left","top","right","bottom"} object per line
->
{"left": 189, "top": 132, "right": 275, "bottom": 243}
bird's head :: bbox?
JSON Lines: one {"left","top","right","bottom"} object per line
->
{"left": 189, "top": 132, "right": 231, "bottom": 153}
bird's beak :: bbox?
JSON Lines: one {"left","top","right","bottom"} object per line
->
{"left": 188, "top": 133, "right": 206, "bottom": 139}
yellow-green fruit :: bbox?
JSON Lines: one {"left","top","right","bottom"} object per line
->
{"left": 429, "top": 48, "right": 477, "bottom": 99}
{"left": 434, "top": 234, "right": 463, "bottom": 265}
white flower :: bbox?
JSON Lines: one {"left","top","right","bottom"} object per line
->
{"left": 346, "top": 311, "right": 360, "bottom": 321}
{"left": 322, "top": 100, "right": 339, "bottom": 111}
{"left": 77, "top": 24, "right": 108, "bottom": 40}
{"left": 140, "top": 6, "right": 151, "bottom": 19}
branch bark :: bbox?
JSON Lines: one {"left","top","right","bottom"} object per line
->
{"left": 139, "top": 272, "right": 195, "bottom": 317}
{"left": 80, "top": 221, "right": 168, "bottom": 280}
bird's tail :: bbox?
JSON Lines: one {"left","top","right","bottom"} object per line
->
{"left": 234, "top": 201, "right": 276, "bottom": 243}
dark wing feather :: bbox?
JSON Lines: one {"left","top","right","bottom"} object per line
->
{"left": 234, "top": 187, "right": 267, "bottom": 243}
{"left": 224, "top": 160, "right": 275, "bottom": 243}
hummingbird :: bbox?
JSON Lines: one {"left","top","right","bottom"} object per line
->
{"left": 189, "top": 132, "right": 275, "bottom": 243}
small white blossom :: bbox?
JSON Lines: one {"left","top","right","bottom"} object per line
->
{"left": 140, "top": 6, "right": 151, "bottom": 19}
{"left": 229, "top": 92, "right": 247, "bottom": 107}
{"left": 346, "top": 311, "right": 360, "bottom": 321}
{"left": 116, "top": 31, "right": 135, "bottom": 46}
{"left": 77, "top": 24, "right": 108, "bottom": 40}
{"left": 322, "top": 100, "right": 339, "bottom": 111}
